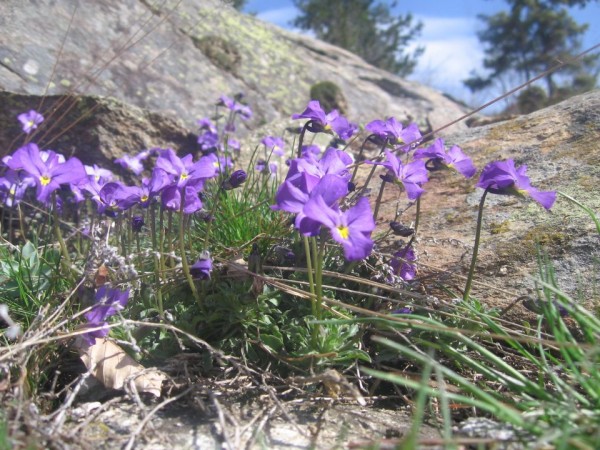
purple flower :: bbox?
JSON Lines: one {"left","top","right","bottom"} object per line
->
{"left": 85, "top": 164, "right": 114, "bottom": 183}
{"left": 222, "top": 169, "right": 247, "bottom": 190}
{"left": 98, "top": 182, "right": 138, "bottom": 215}
{"left": 287, "top": 147, "right": 353, "bottom": 182}
{"left": 190, "top": 256, "right": 212, "bottom": 280}
{"left": 130, "top": 168, "right": 171, "bottom": 208}
{"left": 255, "top": 159, "right": 278, "bottom": 175}
{"left": 0, "top": 169, "right": 36, "bottom": 207}
{"left": 114, "top": 150, "right": 150, "bottom": 176}
{"left": 161, "top": 185, "right": 203, "bottom": 214}
{"left": 369, "top": 150, "right": 429, "bottom": 200}
{"left": 303, "top": 196, "right": 375, "bottom": 261}
{"left": 292, "top": 100, "right": 358, "bottom": 140}
{"left": 18, "top": 110, "right": 44, "bottom": 134}
{"left": 476, "top": 159, "right": 556, "bottom": 210}
{"left": 261, "top": 136, "right": 286, "bottom": 157}
{"left": 273, "top": 173, "right": 349, "bottom": 236}
{"left": 6, "top": 143, "right": 86, "bottom": 203}
{"left": 83, "top": 286, "right": 130, "bottom": 345}
{"left": 366, "top": 118, "right": 421, "bottom": 151}
{"left": 214, "top": 155, "right": 233, "bottom": 173}
{"left": 198, "top": 130, "right": 220, "bottom": 154}
{"left": 197, "top": 118, "right": 217, "bottom": 133}
{"left": 390, "top": 244, "right": 417, "bottom": 281}
{"left": 301, "top": 145, "right": 322, "bottom": 158}
{"left": 219, "top": 95, "right": 252, "bottom": 120}
{"left": 225, "top": 138, "right": 241, "bottom": 154}
{"left": 414, "top": 139, "right": 476, "bottom": 178}
{"left": 155, "top": 148, "right": 217, "bottom": 189}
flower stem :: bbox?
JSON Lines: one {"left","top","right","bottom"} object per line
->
{"left": 296, "top": 122, "right": 311, "bottom": 158}
{"left": 179, "top": 188, "right": 201, "bottom": 306}
{"left": 52, "top": 193, "right": 73, "bottom": 275}
{"left": 149, "top": 203, "right": 164, "bottom": 317}
{"left": 359, "top": 142, "right": 387, "bottom": 194}
{"left": 311, "top": 237, "right": 324, "bottom": 321}
{"left": 463, "top": 189, "right": 488, "bottom": 301}
{"left": 303, "top": 236, "right": 316, "bottom": 314}
{"left": 202, "top": 186, "right": 223, "bottom": 252}
{"left": 414, "top": 197, "right": 421, "bottom": 235}
{"left": 372, "top": 179, "right": 387, "bottom": 223}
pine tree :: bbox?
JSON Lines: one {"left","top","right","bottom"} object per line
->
{"left": 292, "top": 0, "right": 423, "bottom": 77}
{"left": 464, "top": 0, "right": 598, "bottom": 107}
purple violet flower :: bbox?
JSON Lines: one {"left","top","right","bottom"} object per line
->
{"left": 18, "top": 110, "right": 44, "bottom": 134}
{"left": 219, "top": 95, "right": 252, "bottom": 120}
{"left": 255, "top": 159, "right": 278, "bottom": 175}
{"left": 83, "top": 286, "right": 130, "bottom": 345}
{"left": 0, "top": 169, "right": 36, "bottom": 207}
{"left": 301, "top": 145, "right": 322, "bottom": 158}
{"left": 261, "top": 136, "right": 286, "bottom": 157}
{"left": 366, "top": 118, "right": 421, "bottom": 151}
{"left": 98, "top": 182, "right": 138, "bottom": 215}
{"left": 114, "top": 150, "right": 150, "bottom": 176}
{"left": 368, "top": 150, "right": 429, "bottom": 200}
{"left": 198, "top": 130, "right": 220, "bottom": 154}
{"left": 161, "top": 185, "right": 203, "bottom": 214}
{"left": 273, "top": 173, "right": 349, "bottom": 236}
{"left": 303, "top": 196, "right": 375, "bottom": 261}
{"left": 190, "top": 256, "right": 213, "bottom": 280}
{"left": 6, "top": 143, "right": 86, "bottom": 204}
{"left": 197, "top": 118, "right": 217, "bottom": 133}
{"left": 390, "top": 244, "right": 417, "bottom": 281}
{"left": 413, "top": 138, "right": 476, "bottom": 178}
{"left": 155, "top": 148, "right": 217, "bottom": 189}
{"left": 292, "top": 100, "right": 358, "bottom": 140}
{"left": 476, "top": 159, "right": 556, "bottom": 210}
{"left": 85, "top": 164, "right": 114, "bottom": 183}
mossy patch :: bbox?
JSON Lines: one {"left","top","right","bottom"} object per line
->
{"left": 495, "top": 224, "right": 570, "bottom": 263}
{"left": 489, "top": 220, "right": 510, "bottom": 235}
{"left": 309, "top": 81, "right": 348, "bottom": 115}
{"left": 192, "top": 35, "right": 241, "bottom": 75}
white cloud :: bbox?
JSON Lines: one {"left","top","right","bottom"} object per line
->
{"left": 408, "top": 16, "right": 488, "bottom": 105}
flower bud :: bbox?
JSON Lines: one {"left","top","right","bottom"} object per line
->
{"left": 131, "top": 215, "right": 144, "bottom": 232}
{"left": 222, "top": 169, "right": 247, "bottom": 191}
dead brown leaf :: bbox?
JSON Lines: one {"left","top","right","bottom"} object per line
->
{"left": 76, "top": 338, "right": 165, "bottom": 397}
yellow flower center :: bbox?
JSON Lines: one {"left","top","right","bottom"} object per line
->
{"left": 337, "top": 225, "right": 350, "bottom": 240}
{"left": 141, "top": 195, "right": 149, "bottom": 203}
{"left": 180, "top": 172, "right": 188, "bottom": 181}
{"left": 40, "top": 175, "right": 51, "bottom": 186}
{"left": 27, "top": 120, "right": 35, "bottom": 128}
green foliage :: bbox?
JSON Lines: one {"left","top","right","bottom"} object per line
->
{"left": 0, "top": 242, "right": 65, "bottom": 325}
{"left": 517, "top": 85, "right": 548, "bottom": 113}
{"left": 292, "top": 0, "right": 423, "bottom": 77}
{"left": 464, "top": 0, "right": 598, "bottom": 103}
{"left": 309, "top": 81, "right": 348, "bottom": 115}
{"left": 365, "top": 249, "right": 600, "bottom": 448}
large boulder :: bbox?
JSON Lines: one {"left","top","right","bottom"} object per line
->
{"left": 0, "top": 90, "right": 196, "bottom": 181}
{"left": 375, "top": 89, "right": 600, "bottom": 312}
{"left": 0, "top": 0, "right": 468, "bottom": 133}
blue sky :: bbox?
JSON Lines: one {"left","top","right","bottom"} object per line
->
{"left": 243, "top": 1, "right": 600, "bottom": 108}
